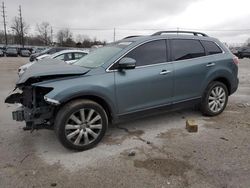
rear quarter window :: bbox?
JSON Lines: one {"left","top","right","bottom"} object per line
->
{"left": 201, "top": 40, "right": 222, "bottom": 55}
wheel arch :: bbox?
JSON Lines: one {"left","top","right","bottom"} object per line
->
{"left": 57, "top": 94, "right": 115, "bottom": 124}
{"left": 212, "top": 77, "right": 231, "bottom": 95}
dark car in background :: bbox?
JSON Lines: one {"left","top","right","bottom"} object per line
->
{"left": 0, "top": 47, "right": 6, "bottom": 55}
{"left": 6, "top": 47, "right": 18, "bottom": 57}
{"left": 237, "top": 47, "right": 250, "bottom": 59}
{"left": 0, "top": 49, "right": 4, "bottom": 57}
{"left": 29, "top": 47, "right": 70, "bottom": 62}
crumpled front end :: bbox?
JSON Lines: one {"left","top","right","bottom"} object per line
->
{"left": 5, "top": 86, "right": 56, "bottom": 130}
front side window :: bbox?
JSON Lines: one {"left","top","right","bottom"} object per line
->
{"left": 54, "top": 54, "right": 65, "bottom": 61}
{"left": 201, "top": 40, "right": 222, "bottom": 55}
{"left": 171, "top": 39, "right": 205, "bottom": 61}
{"left": 124, "top": 40, "right": 167, "bottom": 67}
{"left": 54, "top": 53, "right": 73, "bottom": 61}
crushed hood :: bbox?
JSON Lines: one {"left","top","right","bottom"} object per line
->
{"left": 17, "top": 58, "right": 89, "bottom": 85}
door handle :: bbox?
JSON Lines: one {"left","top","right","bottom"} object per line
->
{"left": 206, "top": 62, "right": 215, "bottom": 67}
{"left": 160, "top": 70, "right": 171, "bottom": 75}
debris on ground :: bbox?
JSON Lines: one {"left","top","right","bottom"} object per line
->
{"left": 50, "top": 183, "right": 57, "bottom": 187}
{"left": 128, "top": 151, "right": 136, "bottom": 157}
{"left": 186, "top": 119, "right": 198, "bottom": 133}
{"left": 220, "top": 137, "right": 229, "bottom": 141}
{"left": 237, "top": 103, "right": 250, "bottom": 108}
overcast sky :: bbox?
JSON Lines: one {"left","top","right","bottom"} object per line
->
{"left": 3, "top": 0, "right": 250, "bottom": 45}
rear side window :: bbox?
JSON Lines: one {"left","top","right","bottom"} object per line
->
{"left": 64, "top": 53, "right": 73, "bottom": 61}
{"left": 124, "top": 40, "right": 167, "bottom": 67}
{"left": 74, "top": 52, "right": 86, "bottom": 60}
{"left": 201, "top": 40, "right": 222, "bottom": 55}
{"left": 170, "top": 39, "right": 205, "bottom": 61}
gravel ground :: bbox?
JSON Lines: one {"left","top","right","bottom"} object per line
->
{"left": 0, "top": 57, "right": 249, "bottom": 188}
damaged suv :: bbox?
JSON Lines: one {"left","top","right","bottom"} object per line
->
{"left": 5, "top": 31, "right": 239, "bottom": 151}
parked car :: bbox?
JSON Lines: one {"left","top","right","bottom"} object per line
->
{"left": 6, "top": 47, "right": 18, "bottom": 57}
{"left": 237, "top": 47, "right": 250, "bottom": 59}
{"left": 18, "top": 50, "right": 89, "bottom": 76}
{"left": 20, "top": 49, "right": 31, "bottom": 57}
{"left": 0, "top": 49, "right": 4, "bottom": 57}
{"left": 230, "top": 47, "right": 239, "bottom": 56}
{"left": 5, "top": 31, "right": 239, "bottom": 151}
{"left": 0, "top": 47, "right": 6, "bottom": 55}
{"left": 29, "top": 47, "right": 70, "bottom": 62}
{"left": 32, "top": 47, "right": 47, "bottom": 54}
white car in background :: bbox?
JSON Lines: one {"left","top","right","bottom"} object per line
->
{"left": 18, "top": 49, "right": 89, "bottom": 76}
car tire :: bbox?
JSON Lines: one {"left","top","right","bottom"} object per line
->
{"left": 54, "top": 99, "right": 108, "bottom": 151}
{"left": 200, "top": 81, "right": 228, "bottom": 116}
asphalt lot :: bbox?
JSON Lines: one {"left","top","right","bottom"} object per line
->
{"left": 0, "top": 57, "right": 249, "bottom": 188}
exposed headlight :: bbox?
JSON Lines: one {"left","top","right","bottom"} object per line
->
{"left": 44, "top": 96, "right": 60, "bottom": 105}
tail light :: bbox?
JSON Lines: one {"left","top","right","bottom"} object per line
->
{"left": 233, "top": 56, "right": 239, "bottom": 66}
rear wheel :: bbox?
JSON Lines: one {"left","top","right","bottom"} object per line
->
{"left": 201, "top": 81, "right": 228, "bottom": 116}
{"left": 55, "top": 99, "right": 108, "bottom": 151}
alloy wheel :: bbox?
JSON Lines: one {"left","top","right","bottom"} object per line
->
{"left": 208, "top": 86, "right": 226, "bottom": 113}
{"left": 65, "top": 108, "right": 103, "bottom": 146}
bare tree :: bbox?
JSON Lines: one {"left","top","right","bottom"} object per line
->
{"left": 56, "top": 28, "right": 73, "bottom": 46}
{"left": 36, "top": 22, "right": 51, "bottom": 45}
{"left": 75, "top": 34, "right": 90, "bottom": 43}
{"left": 11, "top": 16, "right": 29, "bottom": 45}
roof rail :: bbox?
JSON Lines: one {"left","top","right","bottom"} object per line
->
{"left": 151, "top": 31, "right": 208, "bottom": 37}
{"left": 123, "top": 35, "right": 142, "bottom": 39}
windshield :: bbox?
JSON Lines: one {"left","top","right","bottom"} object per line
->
{"left": 74, "top": 42, "right": 133, "bottom": 68}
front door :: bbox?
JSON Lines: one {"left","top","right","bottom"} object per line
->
{"left": 114, "top": 39, "right": 174, "bottom": 114}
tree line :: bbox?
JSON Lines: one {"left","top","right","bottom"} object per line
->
{"left": 0, "top": 16, "right": 106, "bottom": 48}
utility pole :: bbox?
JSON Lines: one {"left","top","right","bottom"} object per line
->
{"left": 1, "top": 2, "right": 8, "bottom": 46}
{"left": 50, "top": 26, "right": 53, "bottom": 45}
{"left": 113, "top": 27, "right": 116, "bottom": 42}
{"left": 18, "top": 5, "right": 24, "bottom": 47}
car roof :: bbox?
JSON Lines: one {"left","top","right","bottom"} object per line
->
{"left": 120, "top": 31, "right": 218, "bottom": 44}
{"left": 50, "top": 49, "right": 89, "bottom": 58}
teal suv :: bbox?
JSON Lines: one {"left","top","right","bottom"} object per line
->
{"left": 5, "top": 31, "right": 239, "bottom": 151}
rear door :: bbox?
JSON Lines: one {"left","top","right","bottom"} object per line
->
{"left": 114, "top": 39, "right": 174, "bottom": 114}
{"left": 170, "top": 39, "right": 208, "bottom": 102}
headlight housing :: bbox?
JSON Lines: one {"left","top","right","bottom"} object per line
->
{"left": 44, "top": 96, "right": 60, "bottom": 105}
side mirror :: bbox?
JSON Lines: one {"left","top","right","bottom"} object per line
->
{"left": 118, "top": 57, "right": 136, "bottom": 69}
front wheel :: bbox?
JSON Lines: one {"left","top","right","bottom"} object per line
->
{"left": 54, "top": 99, "right": 108, "bottom": 151}
{"left": 201, "top": 81, "right": 228, "bottom": 116}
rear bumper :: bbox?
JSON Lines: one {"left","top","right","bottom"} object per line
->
{"left": 230, "top": 78, "right": 239, "bottom": 95}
